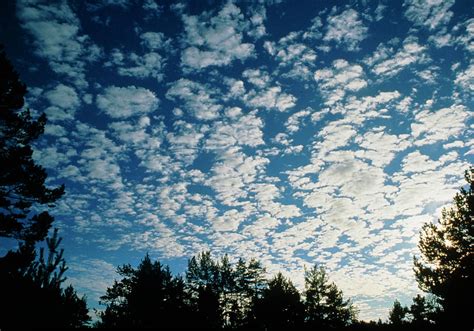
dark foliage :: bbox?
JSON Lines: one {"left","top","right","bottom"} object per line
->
{"left": 0, "top": 47, "right": 88, "bottom": 328}
{"left": 0, "top": 45, "right": 64, "bottom": 245}
{"left": 97, "top": 254, "right": 193, "bottom": 328}
{"left": 253, "top": 272, "right": 305, "bottom": 330}
{"left": 413, "top": 168, "right": 473, "bottom": 328}
{"left": 304, "top": 265, "right": 357, "bottom": 329}
{"left": 99, "top": 253, "right": 361, "bottom": 330}
{"left": 0, "top": 229, "right": 90, "bottom": 328}
{"left": 388, "top": 300, "right": 408, "bottom": 326}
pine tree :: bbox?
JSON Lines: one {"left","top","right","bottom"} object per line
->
{"left": 217, "top": 254, "right": 237, "bottom": 328}
{"left": 234, "top": 257, "right": 266, "bottom": 327}
{"left": 0, "top": 46, "right": 64, "bottom": 248}
{"left": 304, "top": 264, "right": 357, "bottom": 328}
{"left": 185, "top": 251, "right": 222, "bottom": 328}
{"left": 413, "top": 168, "right": 473, "bottom": 328}
{"left": 98, "top": 254, "right": 191, "bottom": 328}
{"left": 0, "top": 47, "right": 87, "bottom": 328}
{"left": 388, "top": 299, "right": 408, "bottom": 326}
{"left": 409, "top": 294, "right": 438, "bottom": 327}
{"left": 0, "top": 229, "right": 90, "bottom": 328}
{"left": 254, "top": 272, "right": 304, "bottom": 330}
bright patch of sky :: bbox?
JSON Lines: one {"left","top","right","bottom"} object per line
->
{"left": 1, "top": 0, "right": 473, "bottom": 321}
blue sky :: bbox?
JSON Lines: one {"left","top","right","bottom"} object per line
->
{"left": 1, "top": 0, "right": 473, "bottom": 321}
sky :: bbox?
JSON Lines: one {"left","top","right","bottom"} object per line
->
{"left": 0, "top": 0, "right": 473, "bottom": 321}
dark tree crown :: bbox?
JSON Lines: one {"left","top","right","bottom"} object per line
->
{"left": 0, "top": 46, "right": 64, "bottom": 245}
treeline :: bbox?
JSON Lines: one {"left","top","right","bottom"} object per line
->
{"left": 1, "top": 47, "right": 472, "bottom": 329}
{"left": 96, "top": 252, "right": 356, "bottom": 329}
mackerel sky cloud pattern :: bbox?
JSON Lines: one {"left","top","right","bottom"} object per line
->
{"left": 1, "top": 0, "right": 473, "bottom": 321}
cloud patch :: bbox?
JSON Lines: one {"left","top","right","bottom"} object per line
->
{"left": 180, "top": 2, "right": 254, "bottom": 70}
{"left": 97, "top": 86, "right": 159, "bottom": 119}
{"left": 323, "top": 8, "right": 368, "bottom": 51}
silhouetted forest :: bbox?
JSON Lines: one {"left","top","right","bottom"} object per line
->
{"left": 1, "top": 47, "right": 472, "bottom": 329}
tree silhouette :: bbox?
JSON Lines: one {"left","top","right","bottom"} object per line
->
{"left": 98, "top": 254, "right": 191, "bottom": 328}
{"left": 185, "top": 251, "right": 223, "bottom": 328}
{"left": 0, "top": 229, "right": 90, "bottom": 328}
{"left": 413, "top": 168, "right": 473, "bottom": 328}
{"left": 304, "top": 264, "right": 357, "bottom": 329}
{"left": 233, "top": 257, "right": 266, "bottom": 328}
{"left": 388, "top": 299, "right": 408, "bottom": 326}
{"left": 253, "top": 272, "right": 304, "bottom": 330}
{"left": 0, "top": 45, "right": 64, "bottom": 248}
{"left": 0, "top": 47, "right": 88, "bottom": 328}
{"left": 408, "top": 294, "right": 438, "bottom": 328}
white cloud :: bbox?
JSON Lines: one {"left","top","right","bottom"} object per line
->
{"left": 131, "top": 227, "right": 186, "bottom": 257}
{"left": 180, "top": 2, "right": 255, "bottom": 70}
{"left": 33, "top": 146, "right": 69, "bottom": 169}
{"left": 44, "top": 123, "right": 67, "bottom": 136}
{"left": 247, "top": 4, "right": 267, "bottom": 39}
{"left": 212, "top": 209, "right": 245, "bottom": 232}
{"left": 206, "top": 147, "right": 269, "bottom": 206}
{"left": 454, "top": 18, "right": 474, "bottom": 53}
{"left": 205, "top": 111, "right": 264, "bottom": 150}
{"left": 371, "top": 36, "right": 427, "bottom": 77}
{"left": 105, "top": 48, "right": 165, "bottom": 81}
{"left": 243, "top": 215, "right": 280, "bottom": 238}
{"left": 389, "top": 155, "right": 468, "bottom": 217}
{"left": 225, "top": 78, "right": 246, "bottom": 99}
{"left": 142, "top": 0, "right": 163, "bottom": 19}
{"left": 44, "top": 84, "right": 80, "bottom": 121}
{"left": 277, "top": 43, "right": 316, "bottom": 63}
{"left": 355, "top": 130, "right": 411, "bottom": 167}
{"left": 245, "top": 86, "right": 297, "bottom": 112}
{"left": 97, "top": 86, "right": 159, "bottom": 119}
{"left": 167, "top": 120, "right": 205, "bottom": 165}
{"left": 323, "top": 8, "right": 368, "bottom": 51}
{"left": 268, "top": 32, "right": 318, "bottom": 80}
{"left": 17, "top": 0, "right": 101, "bottom": 88}
{"left": 314, "top": 59, "right": 367, "bottom": 105}
{"left": 140, "top": 31, "right": 171, "bottom": 51}
{"left": 166, "top": 78, "right": 221, "bottom": 120}
{"left": 411, "top": 105, "right": 470, "bottom": 146}
{"left": 454, "top": 63, "right": 474, "bottom": 93}
{"left": 404, "top": 0, "right": 455, "bottom": 30}
{"left": 285, "top": 109, "right": 311, "bottom": 133}
{"left": 85, "top": 158, "right": 121, "bottom": 183}
{"left": 242, "top": 68, "right": 271, "bottom": 88}
{"left": 428, "top": 30, "right": 453, "bottom": 48}
{"left": 72, "top": 122, "right": 125, "bottom": 189}
{"left": 45, "top": 84, "right": 80, "bottom": 109}
{"left": 314, "top": 121, "right": 357, "bottom": 157}
{"left": 109, "top": 121, "right": 149, "bottom": 145}
{"left": 86, "top": 0, "right": 130, "bottom": 11}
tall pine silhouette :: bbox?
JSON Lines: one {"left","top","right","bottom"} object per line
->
{"left": 98, "top": 254, "right": 191, "bottom": 328}
{"left": 0, "top": 46, "right": 88, "bottom": 328}
{"left": 0, "top": 46, "right": 64, "bottom": 248}
{"left": 304, "top": 264, "right": 357, "bottom": 328}
{"left": 414, "top": 168, "right": 473, "bottom": 328}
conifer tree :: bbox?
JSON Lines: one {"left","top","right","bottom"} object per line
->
{"left": 413, "top": 168, "right": 473, "bottom": 328}
{"left": 0, "top": 46, "right": 64, "bottom": 248}
{"left": 98, "top": 254, "right": 191, "bottom": 328}
{"left": 0, "top": 46, "right": 87, "bottom": 328}
{"left": 409, "top": 294, "right": 438, "bottom": 327}
{"left": 388, "top": 299, "right": 408, "bottom": 326}
{"left": 304, "top": 264, "right": 357, "bottom": 328}
{"left": 185, "top": 251, "right": 222, "bottom": 328}
{"left": 1, "top": 229, "right": 90, "bottom": 328}
{"left": 254, "top": 272, "right": 304, "bottom": 330}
